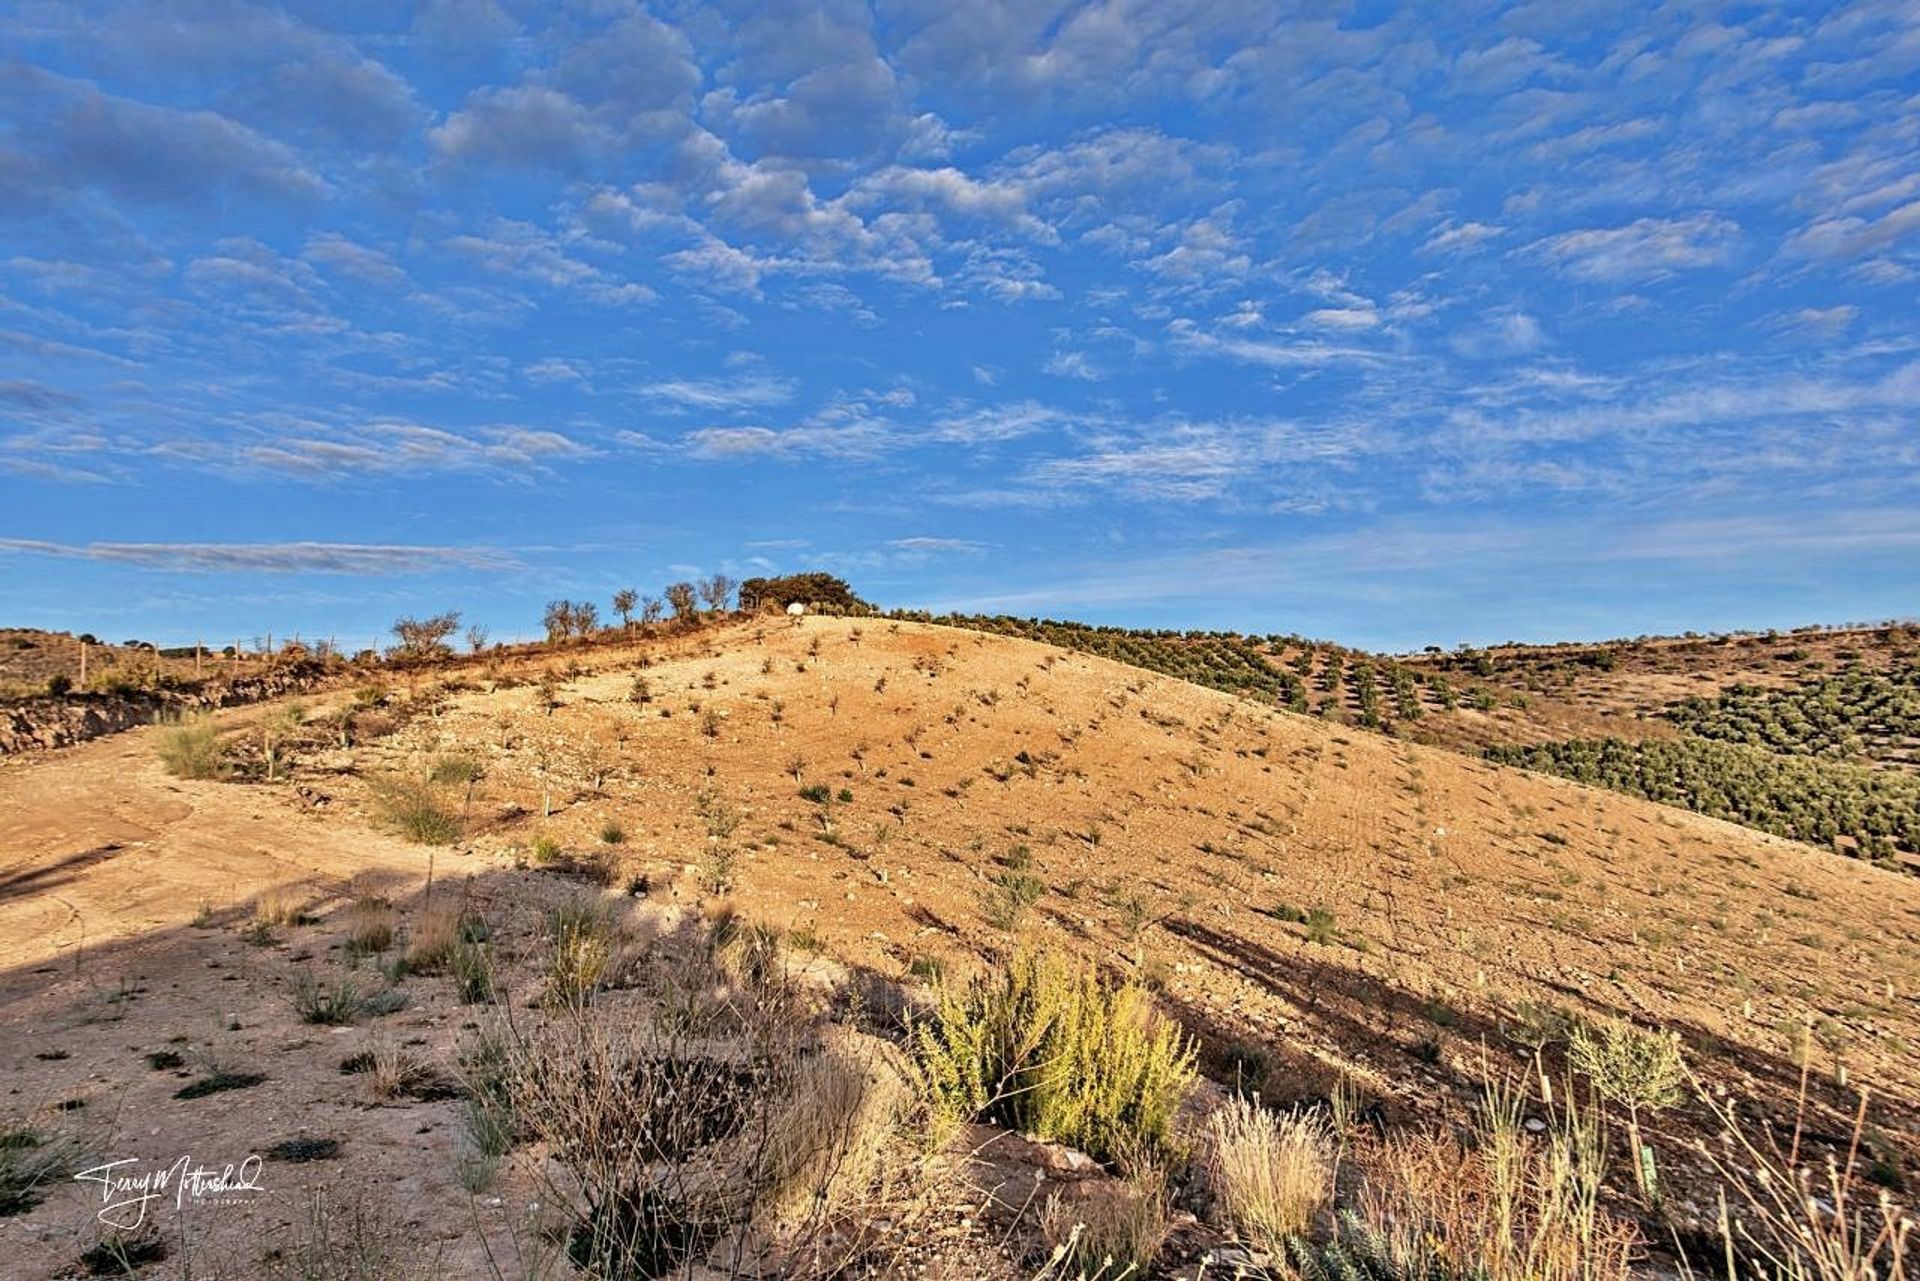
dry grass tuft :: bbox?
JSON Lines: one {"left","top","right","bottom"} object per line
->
{"left": 484, "top": 922, "right": 930, "bottom": 1280}
{"left": 343, "top": 894, "right": 398, "bottom": 954}
{"left": 1040, "top": 1167, "right": 1172, "bottom": 1280}
{"left": 1686, "top": 1073, "right": 1913, "bottom": 1281}
{"left": 758, "top": 1030, "right": 909, "bottom": 1228}
{"left": 366, "top": 771, "right": 462, "bottom": 845}
{"left": 253, "top": 885, "right": 309, "bottom": 930}
{"left": 1343, "top": 1080, "right": 1634, "bottom": 1281}
{"left": 363, "top": 1038, "right": 434, "bottom": 1101}
{"left": 544, "top": 898, "right": 639, "bottom": 1006}
{"left": 1, "top": 1118, "right": 86, "bottom": 1218}
{"left": 405, "top": 900, "right": 486, "bottom": 974}
{"left": 403, "top": 901, "right": 462, "bottom": 973}
{"left": 1203, "top": 1096, "right": 1336, "bottom": 1250}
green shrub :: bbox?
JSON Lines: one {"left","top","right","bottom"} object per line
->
{"left": 156, "top": 715, "right": 225, "bottom": 780}
{"left": 982, "top": 868, "right": 1046, "bottom": 930}
{"left": 292, "top": 970, "right": 368, "bottom": 1025}
{"left": 367, "top": 773, "right": 462, "bottom": 845}
{"left": 1303, "top": 907, "right": 1339, "bottom": 945}
{"left": 1570, "top": 1018, "right": 1685, "bottom": 1203}
{"left": 429, "top": 753, "right": 483, "bottom": 785}
{"left": 911, "top": 952, "right": 1196, "bottom": 1166}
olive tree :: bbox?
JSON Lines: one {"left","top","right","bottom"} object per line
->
{"left": 612, "top": 588, "right": 637, "bottom": 631}
{"left": 391, "top": 611, "right": 461, "bottom": 659}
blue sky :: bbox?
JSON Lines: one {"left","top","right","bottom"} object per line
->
{"left": 2, "top": 1, "right": 1917, "bottom": 653}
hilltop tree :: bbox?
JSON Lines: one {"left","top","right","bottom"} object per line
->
{"left": 737, "top": 572, "right": 869, "bottom": 614}
{"left": 699, "top": 574, "right": 736, "bottom": 613}
{"left": 543, "top": 600, "right": 574, "bottom": 644}
{"left": 572, "top": 601, "right": 601, "bottom": 635}
{"left": 465, "top": 624, "right": 490, "bottom": 654}
{"left": 665, "top": 581, "right": 697, "bottom": 620}
{"left": 391, "top": 611, "right": 461, "bottom": 659}
{"left": 640, "top": 595, "right": 663, "bottom": 625}
{"left": 612, "top": 588, "right": 637, "bottom": 631}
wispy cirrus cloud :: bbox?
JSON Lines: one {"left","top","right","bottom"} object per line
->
{"left": 1166, "top": 318, "right": 1389, "bottom": 368}
{"left": 634, "top": 375, "right": 797, "bottom": 411}
{"left": 1420, "top": 220, "right": 1505, "bottom": 255}
{"left": 0, "top": 539, "right": 520, "bottom": 574}
{"left": 887, "top": 536, "right": 985, "bottom": 554}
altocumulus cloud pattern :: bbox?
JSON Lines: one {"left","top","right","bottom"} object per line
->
{"left": 1, "top": 1, "right": 1917, "bottom": 648}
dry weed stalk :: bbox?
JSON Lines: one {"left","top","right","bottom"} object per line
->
{"left": 1684, "top": 1067, "right": 1912, "bottom": 1281}
{"left": 1346, "top": 1078, "right": 1634, "bottom": 1281}
{"left": 493, "top": 925, "right": 928, "bottom": 1279}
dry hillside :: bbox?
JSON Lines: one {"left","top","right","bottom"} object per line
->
{"left": 2, "top": 615, "right": 1916, "bottom": 1277}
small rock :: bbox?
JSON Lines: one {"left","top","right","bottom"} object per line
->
{"left": 1037, "top": 1144, "right": 1099, "bottom": 1177}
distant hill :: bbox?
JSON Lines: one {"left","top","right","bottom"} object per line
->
{"left": 911, "top": 613, "right": 1920, "bottom": 869}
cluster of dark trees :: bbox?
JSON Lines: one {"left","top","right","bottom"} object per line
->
{"left": 1486, "top": 736, "right": 1920, "bottom": 864}
{"left": 1665, "top": 665, "right": 1920, "bottom": 766}
{"left": 737, "top": 572, "right": 869, "bottom": 614}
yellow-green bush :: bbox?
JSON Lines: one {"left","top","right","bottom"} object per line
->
{"left": 911, "top": 951, "right": 1195, "bottom": 1167}
{"left": 367, "top": 772, "right": 462, "bottom": 845}
{"left": 155, "top": 714, "right": 225, "bottom": 779}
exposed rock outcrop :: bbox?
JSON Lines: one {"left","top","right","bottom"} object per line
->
{"left": 0, "top": 662, "right": 337, "bottom": 756}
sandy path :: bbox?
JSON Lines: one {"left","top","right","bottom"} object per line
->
{"left": 0, "top": 722, "right": 436, "bottom": 973}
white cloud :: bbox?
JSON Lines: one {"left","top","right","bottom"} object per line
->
{"left": 0, "top": 539, "right": 519, "bottom": 574}
{"left": 443, "top": 220, "right": 654, "bottom": 306}
{"left": 1303, "top": 305, "right": 1379, "bottom": 331}
{"left": 1785, "top": 199, "right": 1920, "bottom": 261}
{"left": 430, "top": 84, "right": 601, "bottom": 171}
{"left": 634, "top": 375, "right": 796, "bottom": 411}
{"left": 1043, "top": 351, "right": 1102, "bottom": 379}
{"left": 886, "top": 536, "right": 984, "bottom": 554}
{"left": 1420, "top": 220, "right": 1505, "bottom": 255}
{"left": 1527, "top": 214, "right": 1741, "bottom": 282}
{"left": 302, "top": 233, "right": 407, "bottom": 286}
{"left": 1167, "top": 318, "right": 1387, "bottom": 368}
{"left": 682, "top": 420, "right": 892, "bottom": 460}
{"left": 1449, "top": 308, "right": 1547, "bottom": 359}
{"left": 1766, "top": 305, "right": 1858, "bottom": 337}
{"left": 932, "top": 401, "right": 1076, "bottom": 443}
